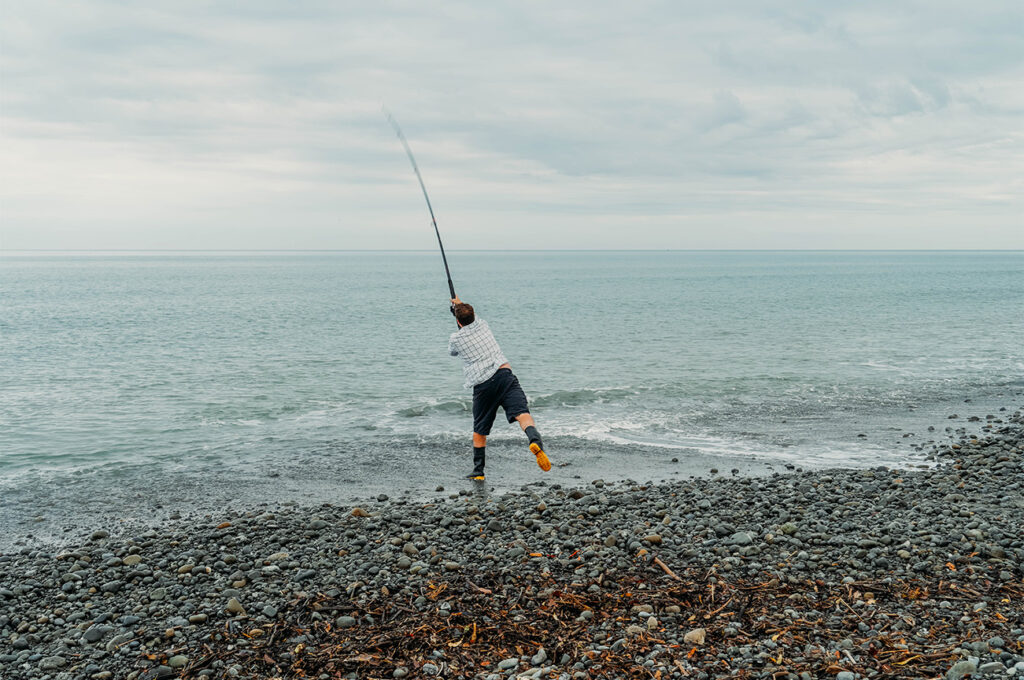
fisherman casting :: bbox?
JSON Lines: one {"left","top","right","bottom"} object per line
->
{"left": 448, "top": 296, "right": 551, "bottom": 480}
{"left": 385, "top": 112, "right": 548, "bottom": 479}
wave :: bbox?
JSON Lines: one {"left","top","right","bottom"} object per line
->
{"left": 531, "top": 386, "right": 641, "bottom": 407}
{"left": 860, "top": 360, "right": 900, "bottom": 371}
{"left": 393, "top": 386, "right": 642, "bottom": 418}
{"left": 396, "top": 398, "right": 471, "bottom": 418}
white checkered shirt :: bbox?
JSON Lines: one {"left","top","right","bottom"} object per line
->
{"left": 448, "top": 318, "right": 509, "bottom": 388}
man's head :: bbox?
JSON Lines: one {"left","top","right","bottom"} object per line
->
{"left": 453, "top": 302, "right": 475, "bottom": 327}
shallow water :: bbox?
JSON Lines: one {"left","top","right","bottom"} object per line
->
{"left": 1, "top": 250, "right": 1022, "bottom": 540}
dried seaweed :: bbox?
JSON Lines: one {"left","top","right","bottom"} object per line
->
{"left": 171, "top": 565, "right": 1023, "bottom": 679}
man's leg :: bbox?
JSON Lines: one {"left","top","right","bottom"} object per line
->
{"left": 469, "top": 432, "right": 486, "bottom": 479}
{"left": 514, "top": 413, "right": 535, "bottom": 430}
{"left": 514, "top": 413, "right": 542, "bottom": 446}
{"left": 514, "top": 413, "right": 550, "bottom": 471}
{"left": 470, "top": 377, "right": 499, "bottom": 479}
{"left": 503, "top": 368, "right": 550, "bottom": 473}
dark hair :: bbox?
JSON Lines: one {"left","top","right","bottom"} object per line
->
{"left": 453, "top": 302, "right": 475, "bottom": 326}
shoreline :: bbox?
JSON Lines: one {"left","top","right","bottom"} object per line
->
{"left": 3, "top": 399, "right": 1013, "bottom": 553}
{"left": 1, "top": 410, "right": 1022, "bottom": 679}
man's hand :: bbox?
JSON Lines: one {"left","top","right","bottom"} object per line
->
{"left": 451, "top": 295, "right": 462, "bottom": 305}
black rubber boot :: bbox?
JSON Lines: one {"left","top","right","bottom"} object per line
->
{"left": 466, "top": 446, "right": 486, "bottom": 479}
{"left": 524, "top": 426, "right": 543, "bottom": 450}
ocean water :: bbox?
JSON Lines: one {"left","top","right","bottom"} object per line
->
{"left": 1, "top": 251, "right": 1022, "bottom": 539}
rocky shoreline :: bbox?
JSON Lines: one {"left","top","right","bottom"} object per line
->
{"left": 2, "top": 409, "right": 1023, "bottom": 680}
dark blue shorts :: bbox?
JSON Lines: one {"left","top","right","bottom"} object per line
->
{"left": 472, "top": 368, "right": 530, "bottom": 436}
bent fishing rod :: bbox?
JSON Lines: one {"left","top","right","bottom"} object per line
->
{"left": 384, "top": 110, "right": 457, "bottom": 307}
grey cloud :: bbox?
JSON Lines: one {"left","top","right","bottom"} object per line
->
{"left": 1, "top": 0, "right": 1021, "bottom": 250}
{"left": 697, "top": 91, "right": 747, "bottom": 131}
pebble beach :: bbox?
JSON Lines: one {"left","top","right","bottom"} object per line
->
{"left": 2, "top": 409, "right": 1023, "bottom": 680}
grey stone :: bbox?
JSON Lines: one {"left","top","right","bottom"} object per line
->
{"left": 83, "top": 625, "right": 112, "bottom": 642}
{"left": 336, "top": 616, "right": 357, "bottom": 628}
{"left": 730, "top": 531, "right": 754, "bottom": 546}
{"left": 39, "top": 656, "right": 66, "bottom": 670}
{"left": 106, "top": 634, "right": 132, "bottom": 652}
{"left": 947, "top": 659, "right": 978, "bottom": 680}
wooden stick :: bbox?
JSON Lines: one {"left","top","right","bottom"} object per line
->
{"left": 653, "top": 556, "right": 682, "bottom": 581}
{"left": 467, "top": 580, "right": 492, "bottom": 595}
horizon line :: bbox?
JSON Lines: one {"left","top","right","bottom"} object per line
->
{"left": 3, "top": 248, "right": 1023, "bottom": 253}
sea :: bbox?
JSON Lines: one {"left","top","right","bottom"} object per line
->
{"left": 1, "top": 251, "right": 1022, "bottom": 543}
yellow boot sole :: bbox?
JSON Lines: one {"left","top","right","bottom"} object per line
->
{"left": 530, "top": 443, "right": 551, "bottom": 472}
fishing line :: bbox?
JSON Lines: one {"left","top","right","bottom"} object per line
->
{"left": 384, "top": 110, "right": 457, "bottom": 302}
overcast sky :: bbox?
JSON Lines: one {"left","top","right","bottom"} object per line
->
{"left": 1, "top": 1, "right": 1021, "bottom": 250}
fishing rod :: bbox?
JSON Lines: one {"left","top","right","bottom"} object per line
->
{"left": 384, "top": 110, "right": 457, "bottom": 305}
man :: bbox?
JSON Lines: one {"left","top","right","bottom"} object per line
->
{"left": 448, "top": 296, "right": 550, "bottom": 480}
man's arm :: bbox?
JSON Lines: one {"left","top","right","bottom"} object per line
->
{"left": 448, "top": 295, "right": 463, "bottom": 354}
